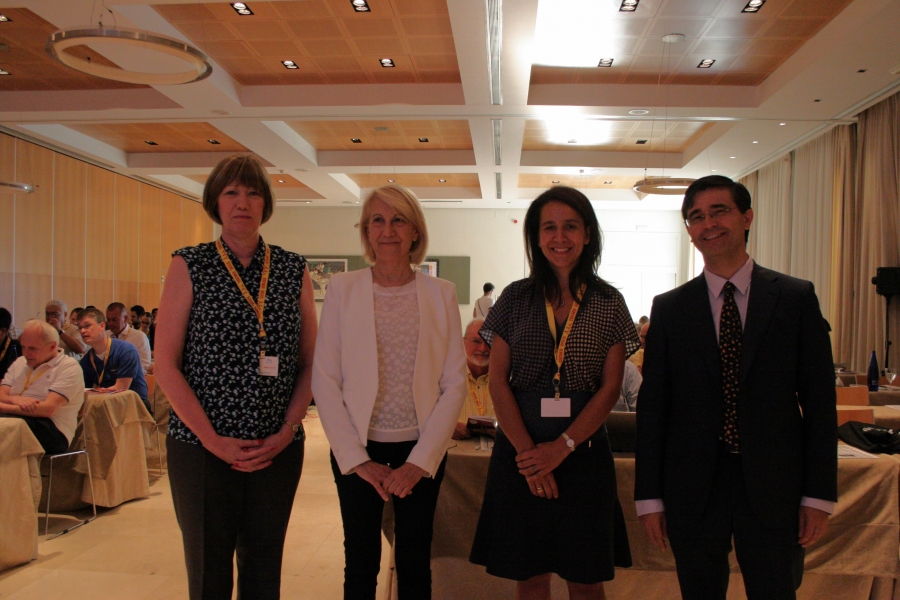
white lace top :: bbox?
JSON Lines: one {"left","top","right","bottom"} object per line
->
{"left": 368, "top": 280, "right": 420, "bottom": 442}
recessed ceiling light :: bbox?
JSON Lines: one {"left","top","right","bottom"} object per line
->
{"left": 552, "top": 180, "right": 560, "bottom": 184}
{"left": 567, "top": 139, "right": 578, "bottom": 144}
{"left": 387, "top": 179, "right": 395, "bottom": 183}
{"left": 752, "top": 140, "right": 758, "bottom": 144}
{"left": 439, "top": 179, "right": 447, "bottom": 183}
{"left": 619, "top": 0, "right": 638, "bottom": 11}
{"left": 208, "top": 139, "right": 220, "bottom": 145}
{"left": 597, "top": 58, "right": 614, "bottom": 68}
{"left": 697, "top": 59, "right": 715, "bottom": 68}
{"left": 629, "top": 109, "right": 649, "bottom": 115}
{"left": 604, "top": 181, "right": 612, "bottom": 185}
{"left": 0, "top": 14, "right": 9, "bottom": 22}
{"left": 814, "top": 99, "right": 821, "bottom": 102}
{"left": 418, "top": 137, "right": 429, "bottom": 143}
{"left": 278, "top": 179, "right": 285, "bottom": 183}
{"left": 858, "top": 69, "right": 867, "bottom": 73}
{"left": 380, "top": 58, "right": 395, "bottom": 68}
{"left": 281, "top": 60, "right": 299, "bottom": 69}
{"left": 0, "top": 69, "right": 9, "bottom": 76}
{"left": 779, "top": 122, "right": 786, "bottom": 126}
{"left": 351, "top": 138, "right": 362, "bottom": 143}
{"left": 230, "top": 3, "right": 253, "bottom": 15}
{"left": 351, "top": 0, "right": 371, "bottom": 11}
{"left": 144, "top": 140, "right": 158, "bottom": 146}
{"left": 741, "top": 0, "right": 765, "bottom": 12}
{"left": 636, "top": 139, "right": 648, "bottom": 145}
{"left": 730, "top": 156, "right": 736, "bottom": 158}
{"left": 711, "top": 169, "right": 717, "bottom": 172}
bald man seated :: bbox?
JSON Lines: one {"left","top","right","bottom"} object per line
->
{"left": 0, "top": 319, "right": 85, "bottom": 454}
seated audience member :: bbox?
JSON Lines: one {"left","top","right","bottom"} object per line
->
{"left": 473, "top": 282, "right": 495, "bottom": 318}
{"left": 148, "top": 309, "right": 157, "bottom": 351}
{"left": 628, "top": 321, "right": 649, "bottom": 374}
{"left": 138, "top": 313, "right": 151, "bottom": 335}
{"left": 130, "top": 305, "right": 145, "bottom": 328}
{"left": 0, "top": 308, "right": 21, "bottom": 380}
{"left": 78, "top": 308, "right": 149, "bottom": 411}
{"left": 45, "top": 299, "right": 87, "bottom": 359}
{"left": 453, "top": 318, "right": 495, "bottom": 440}
{"left": 0, "top": 320, "right": 85, "bottom": 453}
{"left": 106, "top": 302, "right": 152, "bottom": 374}
{"left": 613, "top": 360, "right": 643, "bottom": 412}
{"left": 69, "top": 308, "right": 84, "bottom": 329}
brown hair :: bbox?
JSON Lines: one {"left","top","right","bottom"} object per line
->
{"left": 202, "top": 155, "right": 275, "bottom": 225}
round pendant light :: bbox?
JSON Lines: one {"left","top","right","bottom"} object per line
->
{"left": 633, "top": 178, "right": 696, "bottom": 195}
{"left": 47, "top": 27, "right": 212, "bottom": 85}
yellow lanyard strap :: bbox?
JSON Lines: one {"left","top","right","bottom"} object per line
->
{"left": 467, "top": 377, "right": 486, "bottom": 416}
{"left": 22, "top": 365, "right": 50, "bottom": 393}
{"left": 216, "top": 238, "right": 271, "bottom": 353}
{"left": 545, "top": 284, "right": 586, "bottom": 398}
{"left": 0, "top": 336, "right": 9, "bottom": 363}
{"left": 89, "top": 337, "right": 112, "bottom": 383}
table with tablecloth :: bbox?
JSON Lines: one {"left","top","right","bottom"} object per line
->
{"left": 40, "top": 390, "right": 156, "bottom": 510}
{"left": 0, "top": 418, "right": 44, "bottom": 572}
{"left": 427, "top": 438, "right": 900, "bottom": 600}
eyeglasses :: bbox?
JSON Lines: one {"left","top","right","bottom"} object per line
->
{"left": 685, "top": 206, "right": 734, "bottom": 227}
{"left": 45, "top": 311, "right": 61, "bottom": 318}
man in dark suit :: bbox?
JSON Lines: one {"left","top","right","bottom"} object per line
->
{"left": 634, "top": 175, "right": 837, "bottom": 600}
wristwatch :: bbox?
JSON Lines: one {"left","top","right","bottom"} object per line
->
{"left": 561, "top": 432, "right": 576, "bottom": 452}
{"left": 283, "top": 419, "right": 301, "bottom": 434}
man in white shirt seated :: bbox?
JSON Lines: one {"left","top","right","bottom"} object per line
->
{"left": 45, "top": 299, "right": 86, "bottom": 360}
{"left": 613, "top": 360, "right": 643, "bottom": 412}
{"left": 453, "top": 318, "right": 495, "bottom": 440}
{"left": 0, "top": 320, "right": 85, "bottom": 454}
{"left": 105, "top": 302, "right": 151, "bottom": 374}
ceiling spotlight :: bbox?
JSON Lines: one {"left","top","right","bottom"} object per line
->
{"left": 231, "top": 3, "right": 254, "bottom": 15}
{"left": 282, "top": 60, "right": 299, "bottom": 69}
{"left": 619, "top": 0, "right": 638, "bottom": 11}
{"left": 598, "top": 58, "right": 614, "bottom": 67}
{"left": 636, "top": 139, "right": 648, "bottom": 144}
{"left": 351, "top": 0, "right": 371, "bottom": 11}
{"left": 604, "top": 181, "right": 612, "bottom": 185}
{"left": 567, "top": 139, "right": 577, "bottom": 144}
{"left": 629, "top": 109, "right": 649, "bottom": 115}
{"left": 351, "top": 138, "right": 362, "bottom": 143}
{"left": 857, "top": 69, "right": 867, "bottom": 73}
{"left": 144, "top": 140, "right": 158, "bottom": 146}
{"left": 277, "top": 179, "right": 285, "bottom": 183}
{"left": 552, "top": 180, "right": 560, "bottom": 184}
{"left": 388, "top": 179, "right": 396, "bottom": 183}
{"left": 0, "top": 69, "right": 9, "bottom": 76}
{"left": 438, "top": 179, "right": 447, "bottom": 183}
{"left": 207, "top": 139, "right": 220, "bottom": 145}
{"left": 418, "top": 137, "right": 429, "bottom": 142}
{"left": 730, "top": 156, "right": 736, "bottom": 158}
{"left": 0, "top": 14, "right": 9, "bottom": 22}
{"left": 779, "top": 122, "right": 786, "bottom": 126}
{"left": 380, "top": 58, "right": 395, "bottom": 68}
{"left": 741, "top": 0, "right": 765, "bottom": 12}
{"left": 752, "top": 140, "right": 758, "bottom": 144}
{"left": 697, "top": 59, "right": 716, "bottom": 68}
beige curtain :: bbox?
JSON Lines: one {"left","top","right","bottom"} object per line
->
{"left": 842, "top": 93, "right": 900, "bottom": 372}
{"left": 746, "top": 154, "right": 793, "bottom": 273}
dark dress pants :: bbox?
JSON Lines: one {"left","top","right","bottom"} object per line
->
{"left": 167, "top": 436, "right": 305, "bottom": 600}
{"left": 0, "top": 415, "right": 69, "bottom": 453}
{"left": 667, "top": 448, "right": 804, "bottom": 600}
{"left": 331, "top": 440, "right": 447, "bottom": 600}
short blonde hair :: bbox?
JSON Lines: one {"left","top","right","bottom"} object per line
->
{"left": 202, "top": 155, "right": 274, "bottom": 225}
{"left": 358, "top": 185, "right": 429, "bottom": 265}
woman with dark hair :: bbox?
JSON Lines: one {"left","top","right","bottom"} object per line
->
{"left": 156, "top": 154, "right": 317, "bottom": 599}
{"left": 470, "top": 186, "right": 640, "bottom": 599}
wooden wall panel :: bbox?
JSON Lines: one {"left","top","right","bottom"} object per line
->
{"left": 181, "top": 198, "right": 211, "bottom": 247}
{"left": 86, "top": 165, "right": 115, "bottom": 310}
{"left": 139, "top": 184, "right": 161, "bottom": 309}
{"left": 53, "top": 154, "right": 87, "bottom": 308}
{"left": 14, "top": 140, "right": 53, "bottom": 323}
{"left": 160, "top": 190, "right": 182, "bottom": 286}
{"left": 0, "top": 134, "right": 15, "bottom": 312}
{"left": 114, "top": 175, "right": 141, "bottom": 307}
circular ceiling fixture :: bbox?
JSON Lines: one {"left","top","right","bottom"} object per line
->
{"left": 633, "top": 178, "right": 696, "bottom": 195}
{"left": 47, "top": 27, "right": 212, "bottom": 85}
{"left": 0, "top": 181, "right": 34, "bottom": 193}
{"left": 629, "top": 109, "right": 650, "bottom": 115}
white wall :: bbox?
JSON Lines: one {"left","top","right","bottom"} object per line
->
{"left": 261, "top": 205, "right": 688, "bottom": 327}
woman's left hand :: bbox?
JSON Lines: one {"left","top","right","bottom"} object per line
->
{"left": 382, "top": 462, "right": 425, "bottom": 498}
{"left": 516, "top": 440, "right": 568, "bottom": 482}
{"left": 232, "top": 425, "right": 295, "bottom": 472}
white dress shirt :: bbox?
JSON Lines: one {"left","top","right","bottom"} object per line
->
{"left": 106, "top": 324, "right": 151, "bottom": 374}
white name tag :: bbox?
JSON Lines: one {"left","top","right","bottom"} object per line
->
{"left": 260, "top": 356, "right": 279, "bottom": 377}
{"left": 541, "top": 397, "right": 571, "bottom": 417}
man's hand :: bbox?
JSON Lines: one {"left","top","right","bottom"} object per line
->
{"left": 798, "top": 506, "right": 829, "bottom": 548}
{"left": 10, "top": 396, "right": 40, "bottom": 414}
{"left": 452, "top": 422, "right": 471, "bottom": 440}
{"left": 639, "top": 511, "right": 668, "bottom": 551}
{"left": 383, "top": 462, "right": 425, "bottom": 498}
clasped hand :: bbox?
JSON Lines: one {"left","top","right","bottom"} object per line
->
{"left": 208, "top": 425, "right": 295, "bottom": 472}
{"left": 515, "top": 441, "right": 568, "bottom": 500}
{"left": 10, "top": 396, "right": 39, "bottom": 414}
{"left": 355, "top": 461, "right": 425, "bottom": 500}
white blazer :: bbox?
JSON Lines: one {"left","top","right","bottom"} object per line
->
{"left": 312, "top": 268, "right": 467, "bottom": 476}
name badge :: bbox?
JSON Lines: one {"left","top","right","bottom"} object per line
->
{"left": 541, "top": 397, "right": 571, "bottom": 417}
{"left": 260, "top": 356, "right": 279, "bottom": 377}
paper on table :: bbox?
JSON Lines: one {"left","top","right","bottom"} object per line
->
{"left": 477, "top": 436, "right": 494, "bottom": 451}
{"left": 884, "top": 405, "right": 900, "bottom": 411}
{"left": 838, "top": 444, "right": 878, "bottom": 459}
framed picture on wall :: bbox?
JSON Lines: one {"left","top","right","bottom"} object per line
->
{"left": 417, "top": 260, "right": 439, "bottom": 277}
{"left": 308, "top": 258, "right": 348, "bottom": 301}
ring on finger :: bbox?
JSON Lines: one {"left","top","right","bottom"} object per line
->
{"left": 531, "top": 465, "right": 538, "bottom": 474}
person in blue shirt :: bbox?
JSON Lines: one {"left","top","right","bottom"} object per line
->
{"left": 77, "top": 307, "right": 149, "bottom": 411}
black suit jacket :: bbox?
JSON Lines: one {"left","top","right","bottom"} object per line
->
{"left": 634, "top": 264, "right": 837, "bottom": 532}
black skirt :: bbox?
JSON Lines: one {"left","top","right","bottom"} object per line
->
{"left": 469, "top": 389, "right": 631, "bottom": 584}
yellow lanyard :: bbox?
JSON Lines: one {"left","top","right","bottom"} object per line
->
{"left": 216, "top": 237, "right": 271, "bottom": 356}
{"left": 89, "top": 337, "right": 112, "bottom": 384}
{"left": 22, "top": 364, "right": 50, "bottom": 393}
{"left": 467, "top": 376, "right": 486, "bottom": 416}
{"left": 545, "top": 284, "right": 586, "bottom": 398}
{"left": 119, "top": 325, "right": 131, "bottom": 341}
{"left": 0, "top": 337, "right": 9, "bottom": 363}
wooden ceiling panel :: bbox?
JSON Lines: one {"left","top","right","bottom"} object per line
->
{"left": 68, "top": 122, "right": 249, "bottom": 154}
{"left": 518, "top": 175, "right": 641, "bottom": 190}
{"left": 782, "top": 0, "right": 853, "bottom": 18}
{"left": 717, "top": 72, "right": 768, "bottom": 85}
{"left": 287, "top": 120, "right": 473, "bottom": 151}
{"left": 156, "top": 1, "right": 459, "bottom": 86}
{"left": 660, "top": 0, "right": 723, "bottom": 16}
{"left": 186, "top": 174, "right": 311, "bottom": 189}
{"left": 728, "top": 53, "right": 784, "bottom": 72}
{"left": 348, "top": 173, "right": 480, "bottom": 188}
{"left": 745, "top": 38, "right": 805, "bottom": 55}
{"left": 522, "top": 119, "right": 712, "bottom": 153}
{"left": 761, "top": 17, "right": 827, "bottom": 37}
{"left": 704, "top": 19, "right": 771, "bottom": 38}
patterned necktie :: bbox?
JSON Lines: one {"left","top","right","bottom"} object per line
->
{"left": 720, "top": 281, "right": 742, "bottom": 453}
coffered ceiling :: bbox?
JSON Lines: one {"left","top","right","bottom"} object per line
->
{"left": 0, "top": 0, "right": 898, "bottom": 208}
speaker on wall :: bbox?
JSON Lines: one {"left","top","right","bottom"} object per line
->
{"left": 872, "top": 267, "right": 900, "bottom": 297}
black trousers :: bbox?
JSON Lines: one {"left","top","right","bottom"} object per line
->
{"left": 1, "top": 415, "right": 69, "bottom": 454}
{"left": 331, "top": 440, "right": 447, "bottom": 600}
{"left": 167, "top": 436, "right": 304, "bottom": 600}
{"left": 667, "top": 448, "right": 804, "bottom": 600}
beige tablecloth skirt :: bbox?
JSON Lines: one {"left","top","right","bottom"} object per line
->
{"left": 0, "top": 418, "right": 44, "bottom": 572}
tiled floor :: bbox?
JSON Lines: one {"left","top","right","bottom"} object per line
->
{"left": 0, "top": 408, "right": 391, "bottom": 599}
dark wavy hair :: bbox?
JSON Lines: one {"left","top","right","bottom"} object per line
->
{"left": 523, "top": 186, "right": 613, "bottom": 303}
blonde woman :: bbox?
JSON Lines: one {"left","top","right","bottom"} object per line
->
{"left": 313, "top": 185, "right": 467, "bottom": 599}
